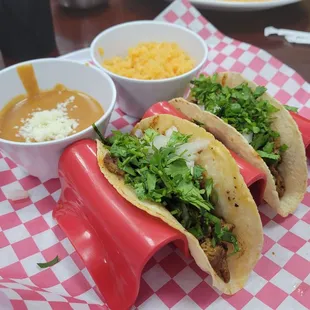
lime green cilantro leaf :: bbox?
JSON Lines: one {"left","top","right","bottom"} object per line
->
{"left": 253, "top": 86, "right": 266, "bottom": 98}
{"left": 134, "top": 183, "right": 147, "bottom": 200}
{"left": 177, "top": 180, "right": 213, "bottom": 211}
{"left": 262, "top": 142, "right": 274, "bottom": 154}
{"left": 204, "top": 211, "right": 221, "bottom": 225}
{"left": 167, "top": 131, "right": 191, "bottom": 147}
{"left": 92, "top": 123, "right": 107, "bottom": 144}
{"left": 146, "top": 173, "right": 156, "bottom": 192}
{"left": 251, "top": 133, "right": 269, "bottom": 150}
{"left": 188, "top": 223, "right": 204, "bottom": 240}
{"left": 214, "top": 220, "right": 223, "bottom": 239}
{"left": 257, "top": 150, "right": 280, "bottom": 161}
{"left": 205, "top": 178, "right": 213, "bottom": 201}
{"left": 171, "top": 209, "right": 181, "bottom": 216}
{"left": 222, "top": 231, "right": 240, "bottom": 254}
{"left": 284, "top": 105, "right": 298, "bottom": 113}
{"left": 143, "top": 128, "right": 159, "bottom": 143}
{"left": 193, "top": 165, "right": 204, "bottom": 179}
{"left": 280, "top": 144, "right": 288, "bottom": 153}
{"left": 164, "top": 159, "right": 190, "bottom": 178}
{"left": 204, "top": 213, "right": 239, "bottom": 254}
{"left": 37, "top": 256, "right": 59, "bottom": 268}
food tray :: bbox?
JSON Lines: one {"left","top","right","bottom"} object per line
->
{"left": 0, "top": 0, "right": 309, "bottom": 309}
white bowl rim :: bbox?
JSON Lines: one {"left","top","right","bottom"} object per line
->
{"left": 90, "top": 20, "right": 209, "bottom": 83}
{"left": 0, "top": 58, "right": 117, "bottom": 146}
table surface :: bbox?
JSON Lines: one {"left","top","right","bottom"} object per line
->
{"left": 1, "top": 0, "right": 310, "bottom": 82}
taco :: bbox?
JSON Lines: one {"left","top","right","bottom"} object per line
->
{"left": 96, "top": 114, "right": 263, "bottom": 294}
{"left": 169, "top": 72, "right": 307, "bottom": 217}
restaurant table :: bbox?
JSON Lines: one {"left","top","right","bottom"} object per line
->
{"left": 0, "top": 0, "right": 309, "bottom": 80}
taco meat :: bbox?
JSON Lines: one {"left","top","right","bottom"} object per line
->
{"left": 268, "top": 137, "right": 285, "bottom": 197}
{"left": 201, "top": 239, "right": 230, "bottom": 283}
{"left": 104, "top": 153, "right": 125, "bottom": 177}
{"left": 199, "top": 219, "right": 234, "bottom": 283}
{"left": 220, "top": 219, "right": 235, "bottom": 233}
{"left": 270, "top": 165, "right": 285, "bottom": 198}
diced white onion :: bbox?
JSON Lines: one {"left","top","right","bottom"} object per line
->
{"left": 242, "top": 132, "right": 253, "bottom": 143}
{"left": 176, "top": 140, "right": 209, "bottom": 161}
{"left": 153, "top": 135, "right": 170, "bottom": 150}
{"left": 134, "top": 129, "right": 143, "bottom": 138}
{"left": 165, "top": 126, "right": 178, "bottom": 138}
{"left": 186, "top": 160, "right": 195, "bottom": 172}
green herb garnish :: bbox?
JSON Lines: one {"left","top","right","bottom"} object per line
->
{"left": 37, "top": 256, "right": 59, "bottom": 268}
{"left": 101, "top": 128, "right": 239, "bottom": 253}
{"left": 284, "top": 105, "right": 298, "bottom": 113}
{"left": 190, "top": 73, "right": 288, "bottom": 167}
{"left": 92, "top": 123, "right": 106, "bottom": 144}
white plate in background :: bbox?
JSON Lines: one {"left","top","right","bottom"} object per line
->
{"left": 166, "top": 0, "right": 301, "bottom": 11}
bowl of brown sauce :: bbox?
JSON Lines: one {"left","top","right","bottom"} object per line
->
{"left": 0, "top": 58, "right": 116, "bottom": 180}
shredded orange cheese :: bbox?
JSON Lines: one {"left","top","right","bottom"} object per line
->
{"left": 102, "top": 42, "right": 195, "bottom": 80}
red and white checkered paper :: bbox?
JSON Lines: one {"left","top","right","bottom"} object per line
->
{"left": 1, "top": 0, "right": 310, "bottom": 309}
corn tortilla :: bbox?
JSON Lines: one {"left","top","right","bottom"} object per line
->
{"left": 170, "top": 72, "right": 307, "bottom": 217}
{"left": 97, "top": 114, "right": 263, "bottom": 294}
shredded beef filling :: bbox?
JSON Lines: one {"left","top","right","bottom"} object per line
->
{"left": 270, "top": 165, "right": 285, "bottom": 198}
{"left": 104, "top": 154, "right": 125, "bottom": 176}
{"left": 199, "top": 219, "right": 234, "bottom": 283}
{"left": 201, "top": 239, "right": 230, "bottom": 283}
{"left": 269, "top": 137, "right": 285, "bottom": 198}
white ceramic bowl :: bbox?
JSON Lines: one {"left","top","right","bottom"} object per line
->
{"left": 90, "top": 20, "right": 208, "bottom": 118}
{"left": 0, "top": 58, "right": 116, "bottom": 181}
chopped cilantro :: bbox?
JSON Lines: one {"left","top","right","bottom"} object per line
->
{"left": 92, "top": 123, "right": 107, "bottom": 144}
{"left": 284, "top": 105, "right": 298, "bottom": 113}
{"left": 223, "top": 232, "right": 239, "bottom": 254}
{"left": 37, "top": 256, "right": 59, "bottom": 268}
{"left": 190, "top": 73, "right": 288, "bottom": 167}
{"left": 100, "top": 128, "right": 239, "bottom": 253}
{"left": 280, "top": 144, "right": 288, "bottom": 152}
{"left": 167, "top": 131, "right": 190, "bottom": 147}
{"left": 263, "top": 142, "right": 274, "bottom": 153}
{"left": 257, "top": 150, "right": 280, "bottom": 161}
{"left": 193, "top": 165, "right": 204, "bottom": 179}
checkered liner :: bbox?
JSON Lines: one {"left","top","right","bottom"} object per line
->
{"left": 1, "top": 0, "right": 309, "bottom": 309}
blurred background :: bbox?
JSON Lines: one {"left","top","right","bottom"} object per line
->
{"left": 0, "top": 0, "right": 309, "bottom": 78}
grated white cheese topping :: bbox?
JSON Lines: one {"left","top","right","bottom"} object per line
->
{"left": 18, "top": 96, "right": 79, "bottom": 142}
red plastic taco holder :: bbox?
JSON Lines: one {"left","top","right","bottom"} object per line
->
{"left": 53, "top": 102, "right": 309, "bottom": 310}
{"left": 53, "top": 140, "right": 189, "bottom": 310}
{"left": 290, "top": 111, "right": 310, "bottom": 158}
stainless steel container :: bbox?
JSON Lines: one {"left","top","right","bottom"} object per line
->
{"left": 59, "top": 0, "right": 107, "bottom": 9}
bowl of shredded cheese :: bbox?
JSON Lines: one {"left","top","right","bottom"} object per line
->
{"left": 90, "top": 21, "right": 208, "bottom": 118}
